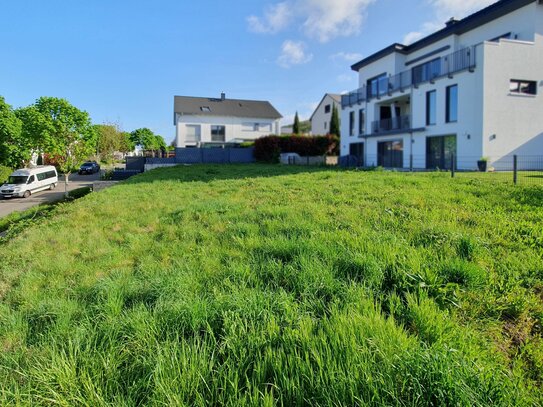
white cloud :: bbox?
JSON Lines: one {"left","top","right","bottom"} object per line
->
{"left": 330, "top": 51, "right": 363, "bottom": 62}
{"left": 247, "top": 2, "right": 292, "bottom": 34}
{"left": 403, "top": 0, "right": 495, "bottom": 44}
{"left": 248, "top": 0, "right": 376, "bottom": 43}
{"left": 277, "top": 40, "right": 313, "bottom": 68}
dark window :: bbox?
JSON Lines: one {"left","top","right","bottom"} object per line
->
{"left": 378, "top": 140, "right": 403, "bottom": 168}
{"left": 412, "top": 58, "right": 441, "bottom": 85}
{"left": 27, "top": 175, "right": 35, "bottom": 184}
{"left": 349, "top": 111, "right": 355, "bottom": 136}
{"left": 510, "top": 79, "right": 537, "bottom": 95}
{"left": 324, "top": 121, "right": 327, "bottom": 130}
{"left": 211, "top": 125, "right": 226, "bottom": 142}
{"left": 349, "top": 142, "right": 364, "bottom": 166}
{"left": 426, "top": 135, "right": 456, "bottom": 169}
{"left": 446, "top": 85, "right": 458, "bottom": 122}
{"left": 367, "top": 73, "right": 388, "bottom": 98}
{"left": 324, "top": 104, "right": 331, "bottom": 114}
{"left": 426, "top": 90, "right": 436, "bottom": 125}
{"left": 358, "top": 109, "right": 365, "bottom": 135}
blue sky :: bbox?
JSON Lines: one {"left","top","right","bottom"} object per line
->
{"left": 1, "top": 0, "right": 493, "bottom": 143}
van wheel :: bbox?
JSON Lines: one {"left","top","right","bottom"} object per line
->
{"left": 23, "top": 190, "right": 31, "bottom": 198}
{"left": 49, "top": 183, "right": 56, "bottom": 190}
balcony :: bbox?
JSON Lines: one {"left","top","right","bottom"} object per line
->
{"left": 371, "top": 115, "right": 411, "bottom": 135}
{"left": 342, "top": 46, "right": 476, "bottom": 108}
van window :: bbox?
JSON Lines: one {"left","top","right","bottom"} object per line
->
{"left": 8, "top": 176, "right": 27, "bottom": 184}
{"left": 37, "top": 172, "right": 46, "bottom": 181}
{"left": 27, "top": 175, "right": 35, "bottom": 184}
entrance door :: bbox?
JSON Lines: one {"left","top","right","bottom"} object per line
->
{"left": 426, "top": 135, "right": 456, "bottom": 169}
{"left": 349, "top": 143, "right": 364, "bottom": 166}
{"left": 378, "top": 140, "right": 403, "bottom": 168}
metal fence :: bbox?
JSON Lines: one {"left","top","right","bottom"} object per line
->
{"left": 146, "top": 147, "right": 255, "bottom": 165}
{"left": 339, "top": 154, "right": 543, "bottom": 186}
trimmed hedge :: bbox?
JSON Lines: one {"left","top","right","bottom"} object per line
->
{"left": 254, "top": 134, "right": 339, "bottom": 163}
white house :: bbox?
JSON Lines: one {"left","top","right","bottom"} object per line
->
{"left": 340, "top": 0, "right": 543, "bottom": 170}
{"left": 174, "top": 93, "right": 282, "bottom": 147}
{"left": 310, "top": 94, "right": 341, "bottom": 136}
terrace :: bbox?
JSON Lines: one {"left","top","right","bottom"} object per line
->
{"left": 341, "top": 46, "right": 476, "bottom": 108}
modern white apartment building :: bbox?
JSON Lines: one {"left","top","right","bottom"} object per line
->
{"left": 174, "top": 93, "right": 282, "bottom": 148}
{"left": 310, "top": 94, "right": 341, "bottom": 135}
{"left": 340, "top": 0, "right": 543, "bottom": 169}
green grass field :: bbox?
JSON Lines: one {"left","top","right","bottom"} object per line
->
{"left": 1, "top": 164, "right": 542, "bottom": 406}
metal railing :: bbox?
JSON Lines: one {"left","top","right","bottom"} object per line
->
{"left": 342, "top": 46, "right": 476, "bottom": 108}
{"left": 338, "top": 154, "right": 543, "bottom": 187}
{"left": 371, "top": 115, "right": 411, "bottom": 134}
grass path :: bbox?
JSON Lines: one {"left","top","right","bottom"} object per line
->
{"left": 1, "top": 165, "right": 542, "bottom": 406}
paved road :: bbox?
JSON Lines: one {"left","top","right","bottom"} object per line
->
{"left": 0, "top": 172, "right": 100, "bottom": 219}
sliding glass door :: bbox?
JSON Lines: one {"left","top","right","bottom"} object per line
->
{"left": 377, "top": 140, "right": 403, "bottom": 168}
{"left": 426, "top": 135, "right": 456, "bottom": 169}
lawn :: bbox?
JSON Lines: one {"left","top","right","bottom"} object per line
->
{"left": 0, "top": 164, "right": 542, "bottom": 406}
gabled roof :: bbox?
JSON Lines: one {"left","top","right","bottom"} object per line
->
{"left": 351, "top": 0, "right": 535, "bottom": 72}
{"left": 309, "top": 93, "right": 341, "bottom": 121}
{"left": 173, "top": 95, "right": 282, "bottom": 124}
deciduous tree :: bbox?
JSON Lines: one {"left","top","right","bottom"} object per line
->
{"left": 0, "top": 96, "right": 25, "bottom": 168}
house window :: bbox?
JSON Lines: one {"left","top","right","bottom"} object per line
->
{"left": 358, "top": 109, "right": 365, "bottom": 135}
{"left": 324, "top": 104, "right": 331, "bottom": 114}
{"left": 510, "top": 79, "right": 537, "bottom": 95}
{"left": 412, "top": 58, "right": 441, "bottom": 85}
{"left": 200, "top": 106, "right": 211, "bottom": 112}
{"left": 367, "top": 73, "right": 388, "bottom": 98}
{"left": 259, "top": 123, "right": 272, "bottom": 132}
{"left": 446, "top": 85, "right": 458, "bottom": 123}
{"left": 349, "top": 111, "right": 355, "bottom": 136}
{"left": 186, "top": 125, "right": 201, "bottom": 143}
{"left": 426, "top": 90, "right": 436, "bottom": 125}
{"left": 211, "top": 125, "right": 226, "bottom": 142}
{"left": 324, "top": 121, "right": 327, "bottom": 130}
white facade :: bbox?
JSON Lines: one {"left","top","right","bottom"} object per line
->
{"left": 310, "top": 94, "right": 341, "bottom": 136}
{"left": 175, "top": 115, "right": 281, "bottom": 147}
{"left": 340, "top": 0, "right": 543, "bottom": 170}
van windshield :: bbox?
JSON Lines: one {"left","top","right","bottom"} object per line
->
{"left": 7, "top": 176, "right": 28, "bottom": 185}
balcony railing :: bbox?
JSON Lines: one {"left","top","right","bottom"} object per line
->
{"left": 342, "top": 46, "right": 476, "bottom": 108}
{"left": 372, "top": 115, "right": 411, "bottom": 134}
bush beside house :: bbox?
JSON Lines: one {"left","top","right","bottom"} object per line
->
{"left": 254, "top": 134, "right": 339, "bottom": 163}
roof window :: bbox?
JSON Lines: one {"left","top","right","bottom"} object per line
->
{"left": 201, "top": 106, "right": 211, "bottom": 112}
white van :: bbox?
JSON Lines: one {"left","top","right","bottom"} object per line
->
{"left": 1, "top": 166, "right": 58, "bottom": 199}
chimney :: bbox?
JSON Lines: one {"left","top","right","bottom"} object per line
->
{"left": 445, "top": 17, "right": 459, "bottom": 27}
{"left": 221, "top": 92, "right": 226, "bottom": 101}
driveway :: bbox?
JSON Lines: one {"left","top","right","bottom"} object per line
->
{"left": 0, "top": 172, "right": 100, "bottom": 219}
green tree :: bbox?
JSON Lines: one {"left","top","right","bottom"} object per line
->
{"left": 130, "top": 128, "right": 166, "bottom": 155}
{"left": 293, "top": 112, "right": 300, "bottom": 134}
{"left": 0, "top": 96, "right": 25, "bottom": 168}
{"left": 120, "top": 132, "right": 135, "bottom": 154}
{"left": 95, "top": 123, "right": 124, "bottom": 162}
{"left": 330, "top": 104, "right": 340, "bottom": 138}
{"left": 23, "top": 97, "right": 97, "bottom": 194}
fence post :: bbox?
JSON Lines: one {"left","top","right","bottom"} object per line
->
{"left": 513, "top": 155, "right": 518, "bottom": 185}
{"left": 451, "top": 153, "right": 455, "bottom": 178}
{"left": 409, "top": 154, "right": 413, "bottom": 172}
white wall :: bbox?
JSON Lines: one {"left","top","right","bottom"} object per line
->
{"left": 482, "top": 37, "right": 543, "bottom": 163}
{"left": 311, "top": 95, "right": 340, "bottom": 136}
{"left": 175, "top": 114, "right": 280, "bottom": 147}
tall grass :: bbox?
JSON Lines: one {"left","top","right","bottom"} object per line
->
{"left": 0, "top": 165, "right": 542, "bottom": 405}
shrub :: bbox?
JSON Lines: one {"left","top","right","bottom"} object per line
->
{"left": 254, "top": 134, "right": 339, "bottom": 163}
{"left": 254, "top": 136, "right": 281, "bottom": 163}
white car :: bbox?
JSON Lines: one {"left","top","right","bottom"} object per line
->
{"left": 1, "top": 166, "right": 58, "bottom": 199}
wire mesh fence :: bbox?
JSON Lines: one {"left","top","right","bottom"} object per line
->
{"left": 339, "top": 154, "right": 543, "bottom": 186}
